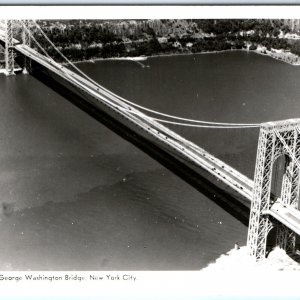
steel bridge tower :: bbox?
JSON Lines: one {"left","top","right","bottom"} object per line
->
{"left": 247, "top": 119, "right": 300, "bottom": 261}
{"left": 4, "top": 19, "right": 15, "bottom": 76}
{"left": 3, "top": 19, "right": 31, "bottom": 75}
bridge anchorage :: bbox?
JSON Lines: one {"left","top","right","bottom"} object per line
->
{"left": 248, "top": 119, "right": 300, "bottom": 261}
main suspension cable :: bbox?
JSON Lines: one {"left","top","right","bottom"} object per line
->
{"left": 19, "top": 20, "right": 52, "bottom": 59}
{"left": 150, "top": 118, "right": 259, "bottom": 128}
{"left": 117, "top": 107, "right": 259, "bottom": 128}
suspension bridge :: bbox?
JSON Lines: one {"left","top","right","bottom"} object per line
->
{"left": 0, "top": 20, "right": 300, "bottom": 262}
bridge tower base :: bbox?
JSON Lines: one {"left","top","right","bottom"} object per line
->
{"left": 247, "top": 119, "right": 300, "bottom": 261}
{"left": 4, "top": 20, "right": 15, "bottom": 76}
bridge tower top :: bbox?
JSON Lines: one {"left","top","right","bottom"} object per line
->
{"left": 261, "top": 118, "right": 300, "bottom": 131}
{"left": 247, "top": 118, "right": 300, "bottom": 260}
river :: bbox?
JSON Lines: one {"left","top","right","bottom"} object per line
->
{"left": 0, "top": 51, "right": 299, "bottom": 270}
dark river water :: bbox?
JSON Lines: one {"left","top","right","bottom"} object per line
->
{"left": 0, "top": 51, "right": 300, "bottom": 270}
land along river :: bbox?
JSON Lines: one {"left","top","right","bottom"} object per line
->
{"left": 0, "top": 51, "right": 299, "bottom": 270}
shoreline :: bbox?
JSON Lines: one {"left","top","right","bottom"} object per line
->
{"left": 67, "top": 47, "right": 300, "bottom": 67}
{"left": 2, "top": 47, "right": 299, "bottom": 71}
{"left": 254, "top": 45, "right": 300, "bottom": 66}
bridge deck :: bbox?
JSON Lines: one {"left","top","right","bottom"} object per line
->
{"left": 263, "top": 201, "right": 300, "bottom": 236}
{"left": 0, "top": 31, "right": 254, "bottom": 203}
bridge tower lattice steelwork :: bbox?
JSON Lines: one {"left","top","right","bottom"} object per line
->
{"left": 4, "top": 20, "right": 15, "bottom": 76}
{"left": 247, "top": 119, "right": 300, "bottom": 261}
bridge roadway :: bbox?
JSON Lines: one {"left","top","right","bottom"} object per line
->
{"left": 0, "top": 31, "right": 255, "bottom": 204}
{"left": 17, "top": 43, "right": 256, "bottom": 198}
{"left": 2, "top": 30, "right": 256, "bottom": 200}
{"left": 264, "top": 200, "right": 300, "bottom": 236}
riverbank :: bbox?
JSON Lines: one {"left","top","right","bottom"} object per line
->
{"left": 67, "top": 47, "right": 300, "bottom": 67}
{"left": 2, "top": 44, "right": 297, "bottom": 69}
{"left": 254, "top": 46, "right": 300, "bottom": 66}
{"left": 1, "top": 48, "right": 298, "bottom": 75}
{"left": 201, "top": 246, "right": 300, "bottom": 271}
{"left": 150, "top": 47, "right": 300, "bottom": 66}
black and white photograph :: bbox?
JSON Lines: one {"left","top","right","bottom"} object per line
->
{"left": 1, "top": 4, "right": 300, "bottom": 298}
